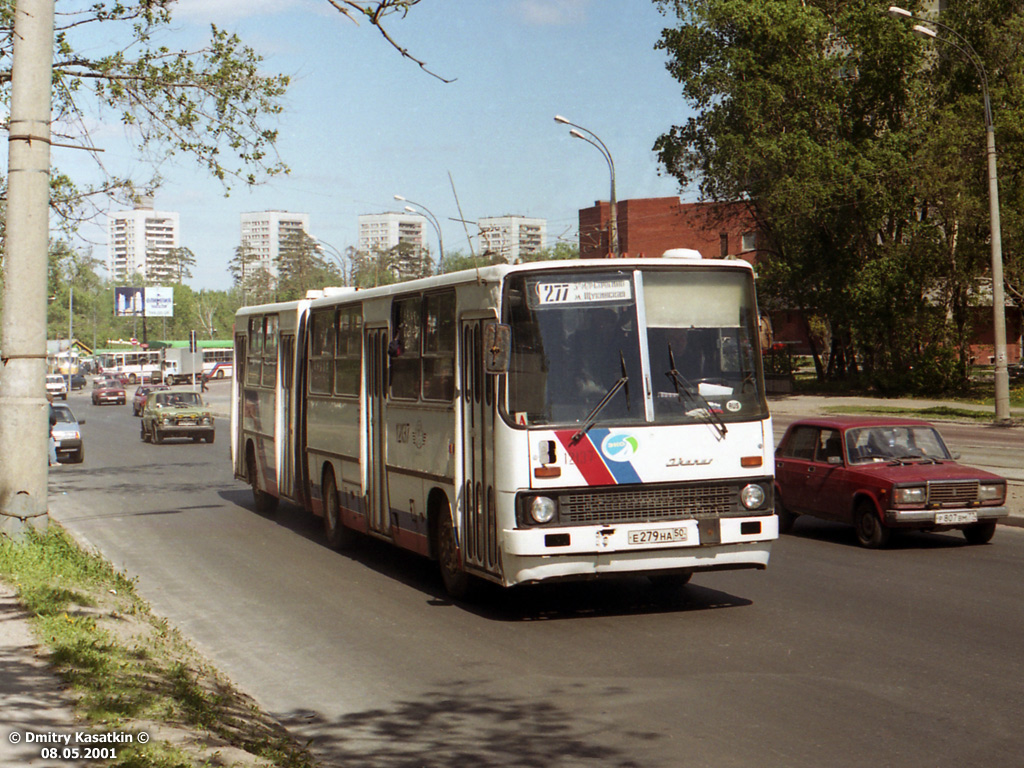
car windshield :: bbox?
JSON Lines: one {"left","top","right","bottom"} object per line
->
{"left": 52, "top": 406, "right": 76, "bottom": 424}
{"left": 845, "top": 425, "right": 952, "bottom": 464}
{"left": 155, "top": 392, "right": 201, "bottom": 407}
{"left": 503, "top": 267, "right": 767, "bottom": 428}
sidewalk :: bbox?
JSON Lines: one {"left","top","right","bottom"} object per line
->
{"left": 0, "top": 584, "right": 84, "bottom": 766}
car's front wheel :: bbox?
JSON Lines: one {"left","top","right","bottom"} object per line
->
{"left": 963, "top": 521, "right": 997, "bottom": 545}
{"left": 777, "top": 498, "right": 798, "bottom": 534}
{"left": 854, "top": 502, "right": 890, "bottom": 549}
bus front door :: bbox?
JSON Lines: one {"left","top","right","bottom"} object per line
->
{"left": 366, "top": 328, "right": 390, "bottom": 536}
{"left": 460, "top": 319, "right": 500, "bottom": 576}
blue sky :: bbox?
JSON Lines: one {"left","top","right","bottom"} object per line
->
{"left": 61, "top": 0, "right": 695, "bottom": 289}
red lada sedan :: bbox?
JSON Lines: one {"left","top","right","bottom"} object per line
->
{"left": 91, "top": 376, "right": 126, "bottom": 406}
{"left": 775, "top": 417, "right": 1007, "bottom": 548}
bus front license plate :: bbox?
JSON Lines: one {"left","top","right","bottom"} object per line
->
{"left": 628, "top": 528, "right": 688, "bottom": 545}
{"left": 936, "top": 511, "right": 976, "bottom": 524}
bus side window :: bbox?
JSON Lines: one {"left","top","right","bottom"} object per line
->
{"left": 335, "top": 306, "right": 362, "bottom": 396}
{"left": 262, "top": 315, "right": 278, "bottom": 387}
{"left": 247, "top": 316, "right": 263, "bottom": 386}
{"left": 309, "top": 310, "right": 334, "bottom": 395}
{"left": 390, "top": 297, "right": 422, "bottom": 400}
{"left": 422, "top": 292, "right": 455, "bottom": 401}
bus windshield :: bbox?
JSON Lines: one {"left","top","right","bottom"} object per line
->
{"left": 503, "top": 267, "right": 767, "bottom": 428}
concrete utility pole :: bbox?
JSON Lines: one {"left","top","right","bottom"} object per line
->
{"left": 1, "top": 0, "right": 55, "bottom": 537}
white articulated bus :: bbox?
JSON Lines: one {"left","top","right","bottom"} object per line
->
{"left": 231, "top": 258, "right": 778, "bottom": 596}
{"left": 97, "top": 348, "right": 162, "bottom": 383}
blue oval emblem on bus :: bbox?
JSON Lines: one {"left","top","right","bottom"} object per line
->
{"left": 601, "top": 434, "right": 639, "bottom": 462}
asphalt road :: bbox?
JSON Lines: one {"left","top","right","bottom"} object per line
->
{"left": 48, "top": 386, "right": 1024, "bottom": 768}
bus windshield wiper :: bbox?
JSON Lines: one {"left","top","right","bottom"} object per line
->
{"left": 666, "top": 343, "right": 727, "bottom": 438}
{"left": 570, "top": 352, "right": 630, "bottom": 447}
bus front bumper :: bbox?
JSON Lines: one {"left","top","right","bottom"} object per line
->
{"left": 499, "top": 515, "right": 778, "bottom": 587}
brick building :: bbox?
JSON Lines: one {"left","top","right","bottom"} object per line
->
{"left": 578, "top": 197, "right": 760, "bottom": 262}
{"left": 577, "top": 196, "right": 1020, "bottom": 364}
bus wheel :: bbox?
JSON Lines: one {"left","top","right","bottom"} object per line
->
{"left": 216, "top": 369, "right": 225, "bottom": 379}
{"left": 437, "top": 503, "right": 471, "bottom": 599}
{"left": 323, "top": 472, "right": 355, "bottom": 550}
{"left": 247, "top": 447, "right": 278, "bottom": 516}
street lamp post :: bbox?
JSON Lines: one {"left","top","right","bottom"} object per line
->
{"left": 554, "top": 115, "right": 619, "bottom": 257}
{"left": 888, "top": 6, "right": 1011, "bottom": 424}
{"left": 313, "top": 237, "right": 351, "bottom": 285}
{"left": 394, "top": 194, "right": 445, "bottom": 273}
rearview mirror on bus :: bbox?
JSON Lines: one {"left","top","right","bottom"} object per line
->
{"left": 483, "top": 324, "right": 511, "bottom": 374}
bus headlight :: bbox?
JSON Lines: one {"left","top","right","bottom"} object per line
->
{"left": 741, "top": 484, "right": 766, "bottom": 510}
{"left": 528, "top": 496, "right": 557, "bottom": 524}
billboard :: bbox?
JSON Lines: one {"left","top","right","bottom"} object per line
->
{"left": 114, "top": 286, "right": 174, "bottom": 318}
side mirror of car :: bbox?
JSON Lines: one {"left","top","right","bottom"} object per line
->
{"left": 78, "top": 418, "right": 87, "bottom": 425}
{"left": 950, "top": 451, "right": 961, "bottom": 460}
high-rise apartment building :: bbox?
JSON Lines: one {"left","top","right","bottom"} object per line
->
{"left": 240, "top": 210, "right": 311, "bottom": 275}
{"left": 357, "top": 212, "right": 427, "bottom": 254}
{"left": 108, "top": 196, "right": 180, "bottom": 282}
{"left": 478, "top": 216, "right": 546, "bottom": 263}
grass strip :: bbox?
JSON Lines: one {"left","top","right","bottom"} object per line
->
{"left": 821, "top": 404, "right": 998, "bottom": 422}
{"left": 0, "top": 524, "right": 316, "bottom": 768}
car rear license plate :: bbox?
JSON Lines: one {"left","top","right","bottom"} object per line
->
{"left": 935, "top": 511, "right": 977, "bottom": 524}
{"left": 628, "top": 528, "right": 688, "bottom": 545}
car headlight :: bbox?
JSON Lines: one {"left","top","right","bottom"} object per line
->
{"left": 528, "top": 496, "right": 557, "bottom": 524}
{"left": 979, "top": 483, "right": 1006, "bottom": 503}
{"left": 894, "top": 486, "right": 926, "bottom": 505}
{"left": 741, "top": 483, "right": 766, "bottom": 510}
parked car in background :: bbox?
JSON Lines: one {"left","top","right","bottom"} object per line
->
{"left": 132, "top": 384, "right": 170, "bottom": 416}
{"left": 140, "top": 390, "right": 215, "bottom": 444}
{"left": 51, "top": 402, "right": 85, "bottom": 463}
{"left": 91, "top": 376, "right": 126, "bottom": 406}
{"left": 45, "top": 374, "right": 68, "bottom": 400}
{"left": 775, "top": 416, "right": 1008, "bottom": 548}
{"left": 70, "top": 373, "right": 87, "bottom": 390}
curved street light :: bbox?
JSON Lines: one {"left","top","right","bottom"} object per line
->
{"left": 394, "top": 194, "right": 445, "bottom": 273}
{"left": 313, "top": 237, "right": 350, "bottom": 285}
{"left": 888, "top": 6, "right": 1010, "bottom": 424}
{"left": 554, "top": 115, "right": 619, "bottom": 257}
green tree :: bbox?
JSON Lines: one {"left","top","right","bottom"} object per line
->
{"left": 523, "top": 241, "right": 579, "bottom": 262}
{"left": 276, "top": 231, "right": 343, "bottom": 301}
{"left": 163, "top": 247, "right": 198, "bottom": 284}
{"left": 653, "top": 0, "right": 1024, "bottom": 393}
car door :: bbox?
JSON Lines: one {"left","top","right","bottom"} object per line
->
{"left": 776, "top": 425, "right": 819, "bottom": 513}
{"left": 801, "top": 428, "right": 845, "bottom": 520}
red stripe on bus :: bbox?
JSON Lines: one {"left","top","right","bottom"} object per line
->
{"left": 554, "top": 430, "right": 616, "bottom": 486}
